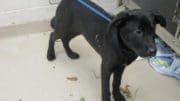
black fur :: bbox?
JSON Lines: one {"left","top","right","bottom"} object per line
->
{"left": 47, "top": 0, "right": 166, "bottom": 101}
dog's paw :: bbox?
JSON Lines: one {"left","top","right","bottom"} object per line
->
{"left": 68, "top": 52, "right": 80, "bottom": 59}
{"left": 47, "top": 53, "right": 56, "bottom": 61}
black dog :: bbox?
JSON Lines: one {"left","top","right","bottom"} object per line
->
{"left": 47, "top": 0, "right": 166, "bottom": 101}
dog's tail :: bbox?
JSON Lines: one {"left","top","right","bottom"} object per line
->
{"left": 50, "top": 16, "right": 56, "bottom": 29}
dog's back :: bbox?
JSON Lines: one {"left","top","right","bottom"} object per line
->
{"left": 51, "top": 0, "right": 113, "bottom": 55}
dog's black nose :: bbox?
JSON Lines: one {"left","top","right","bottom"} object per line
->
{"left": 147, "top": 47, "right": 157, "bottom": 56}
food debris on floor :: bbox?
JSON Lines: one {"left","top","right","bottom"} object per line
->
{"left": 120, "top": 85, "right": 132, "bottom": 98}
{"left": 66, "top": 76, "right": 78, "bottom": 81}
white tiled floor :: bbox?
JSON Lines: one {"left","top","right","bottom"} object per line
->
{"left": 0, "top": 32, "right": 180, "bottom": 101}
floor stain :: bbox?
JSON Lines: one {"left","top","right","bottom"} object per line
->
{"left": 67, "top": 76, "right": 78, "bottom": 81}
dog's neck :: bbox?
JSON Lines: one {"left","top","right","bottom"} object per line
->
{"left": 105, "top": 27, "right": 138, "bottom": 63}
{"left": 118, "top": 33, "right": 138, "bottom": 62}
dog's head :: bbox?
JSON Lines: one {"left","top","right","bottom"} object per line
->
{"left": 109, "top": 9, "right": 166, "bottom": 57}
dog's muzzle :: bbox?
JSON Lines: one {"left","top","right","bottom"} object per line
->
{"left": 147, "top": 47, "right": 157, "bottom": 56}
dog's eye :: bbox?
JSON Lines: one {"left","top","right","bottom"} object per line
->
{"left": 135, "top": 29, "right": 143, "bottom": 35}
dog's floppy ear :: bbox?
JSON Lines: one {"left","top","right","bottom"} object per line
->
{"left": 151, "top": 10, "right": 166, "bottom": 27}
{"left": 110, "top": 12, "right": 130, "bottom": 28}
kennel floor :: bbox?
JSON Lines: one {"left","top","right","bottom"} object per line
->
{"left": 0, "top": 31, "right": 179, "bottom": 101}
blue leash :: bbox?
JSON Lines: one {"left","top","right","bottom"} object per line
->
{"left": 78, "top": 0, "right": 112, "bottom": 22}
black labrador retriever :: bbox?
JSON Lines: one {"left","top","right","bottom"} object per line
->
{"left": 47, "top": 0, "right": 166, "bottom": 101}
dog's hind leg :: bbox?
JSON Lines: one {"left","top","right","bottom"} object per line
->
{"left": 61, "top": 34, "right": 80, "bottom": 59}
{"left": 47, "top": 32, "right": 59, "bottom": 61}
{"left": 112, "top": 67, "right": 126, "bottom": 101}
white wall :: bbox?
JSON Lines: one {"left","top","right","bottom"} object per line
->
{"left": 0, "top": 0, "right": 121, "bottom": 27}
{"left": 0, "top": 0, "right": 59, "bottom": 27}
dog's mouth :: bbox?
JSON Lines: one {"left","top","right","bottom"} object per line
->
{"left": 138, "top": 51, "right": 157, "bottom": 58}
{"left": 137, "top": 45, "right": 157, "bottom": 57}
{"left": 135, "top": 47, "right": 157, "bottom": 57}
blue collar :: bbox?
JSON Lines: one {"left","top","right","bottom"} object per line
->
{"left": 78, "top": 0, "right": 112, "bottom": 22}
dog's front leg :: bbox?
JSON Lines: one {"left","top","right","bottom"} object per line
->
{"left": 101, "top": 61, "right": 113, "bottom": 101}
{"left": 112, "top": 66, "right": 126, "bottom": 101}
